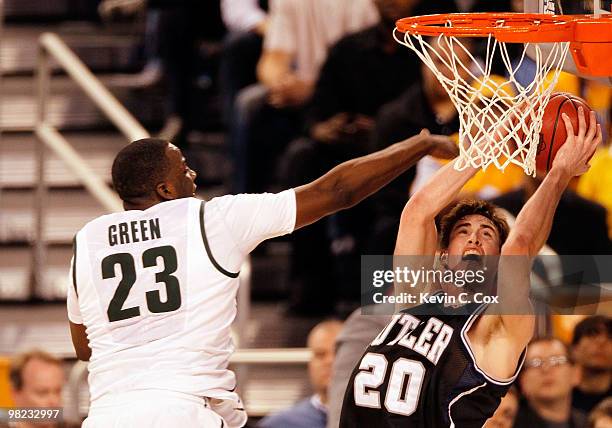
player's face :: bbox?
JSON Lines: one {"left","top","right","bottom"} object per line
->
{"left": 483, "top": 391, "right": 518, "bottom": 428}
{"left": 572, "top": 327, "right": 612, "bottom": 370}
{"left": 164, "top": 144, "right": 197, "bottom": 198}
{"left": 446, "top": 214, "right": 501, "bottom": 267}
{"left": 519, "top": 340, "right": 577, "bottom": 402}
{"left": 12, "top": 359, "right": 64, "bottom": 408}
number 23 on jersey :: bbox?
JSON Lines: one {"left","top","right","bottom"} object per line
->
{"left": 101, "top": 245, "right": 182, "bottom": 323}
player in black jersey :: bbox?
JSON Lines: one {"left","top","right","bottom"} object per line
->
{"left": 340, "top": 108, "right": 602, "bottom": 427}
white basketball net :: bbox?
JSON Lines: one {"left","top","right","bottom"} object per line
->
{"left": 394, "top": 29, "right": 570, "bottom": 175}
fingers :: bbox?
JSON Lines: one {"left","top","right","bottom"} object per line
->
{"left": 585, "top": 124, "right": 602, "bottom": 161}
{"left": 427, "top": 133, "right": 454, "bottom": 144}
{"left": 577, "top": 106, "right": 587, "bottom": 140}
{"left": 585, "top": 110, "right": 597, "bottom": 143}
{"left": 561, "top": 113, "right": 576, "bottom": 143}
{"left": 595, "top": 123, "right": 603, "bottom": 145}
{"left": 332, "top": 112, "right": 350, "bottom": 125}
{"left": 439, "top": 141, "right": 460, "bottom": 158}
{"left": 353, "top": 115, "right": 375, "bottom": 129}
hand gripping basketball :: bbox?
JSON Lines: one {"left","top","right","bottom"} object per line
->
{"left": 551, "top": 108, "right": 602, "bottom": 177}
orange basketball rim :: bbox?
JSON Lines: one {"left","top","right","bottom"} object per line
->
{"left": 396, "top": 12, "right": 612, "bottom": 77}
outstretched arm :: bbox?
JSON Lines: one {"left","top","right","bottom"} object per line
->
{"left": 492, "top": 109, "right": 602, "bottom": 354}
{"left": 294, "top": 130, "right": 457, "bottom": 229}
{"left": 503, "top": 109, "right": 601, "bottom": 257}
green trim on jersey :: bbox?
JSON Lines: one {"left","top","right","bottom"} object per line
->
{"left": 72, "top": 235, "right": 78, "bottom": 297}
{"left": 199, "top": 201, "right": 240, "bottom": 278}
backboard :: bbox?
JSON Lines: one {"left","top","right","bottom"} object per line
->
{"left": 524, "top": 0, "right": 612, "bottom": 85}
{"left": 524, "top": 0, "right": 611, "bottom": 14}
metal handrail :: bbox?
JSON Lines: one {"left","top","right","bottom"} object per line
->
{"left": 34, "top": 32, "right": 150, "bottom": 294}
{"left": 38, "top": 33, "right": 149, "bottom": 141}
{"left": 64, "top": 348, "right": 311, "bottom": 423}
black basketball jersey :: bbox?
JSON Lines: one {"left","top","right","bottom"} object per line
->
{"left": 340, "top": 299, "right": 524, "bottom": 428}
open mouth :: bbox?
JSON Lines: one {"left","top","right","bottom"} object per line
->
{"left": 462, "top": 248, "right": 483, "bottom": 262}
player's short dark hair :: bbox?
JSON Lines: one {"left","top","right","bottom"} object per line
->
{"left": 439, "top": 200, "right": 509, "bottom": 250}
{"left": 572, "top": 315, "right": 611, "bottom": 346}
{"left": 111, "top": 138, "right": 171, "bottom": 202}
{"left": 9, "top": 350, "right": 62, "bottom": 391}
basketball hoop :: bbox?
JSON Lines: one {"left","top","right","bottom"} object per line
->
{"left": 395, "top": 13, "right": 612, "bottom": 175}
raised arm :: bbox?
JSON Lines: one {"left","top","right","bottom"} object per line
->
{"left": 395, "top": 158, "right": 479, "bottom": 256}
{"left": 491, "top": 109, "right": 602, "bottom": 357}
{"left": 502, "top": 109, "right": 602, "bottom": 257}
{"left": 294, "top": 130, "right": 457, "bottom": 229}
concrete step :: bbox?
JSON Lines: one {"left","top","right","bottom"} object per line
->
{"left": 5, "top": 0, "right": 102, "bottom": 21}
{"left": 0, "top": 244, "right": 72, "bottom": 300}
{"left": 0, "top": 74, "right": 164, "bottom": 130}
{"left": 1, "top": 24, "right": 141, "bottom": 75}
{"left": 0, "top": 131, "right": 232, "bottom": 188}
{"left": 0, "top": 189, "right": 109, "bottom": 244}
{"left": 0, "top": 132, "right": 127, "bottom": 188}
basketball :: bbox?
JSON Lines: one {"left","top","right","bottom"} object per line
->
{"left": 534, "top": 92, "right": 592, "bottom": 173}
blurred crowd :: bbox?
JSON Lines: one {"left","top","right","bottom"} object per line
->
{"left": 1, "top": 315, "right": 610, "bottom": 427}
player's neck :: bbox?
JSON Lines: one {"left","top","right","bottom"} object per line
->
{"left": 123, "top": 197, "right": 163, "bottom": 211}
{"left": 578, "top": 366, "right": 611, "bottom": 393}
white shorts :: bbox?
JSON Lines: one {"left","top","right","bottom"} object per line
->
{"left": 83, "top": 390, "right": 226, "bottom": 428}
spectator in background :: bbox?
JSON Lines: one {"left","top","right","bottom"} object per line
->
{"left": 149, "top": 0, "right": 226, "bottom": 145}
{"left": 491, "top": 175, "right": 611, "bottom": 255}
{"left": 588, "top": 398, "right": 612, "bottom": 428}
{"left": 9, "top": 350, "right": 65, "bottom": 428}
{"left": 572, "top": 316, "right": 612, "bottom": 414}
{"left": 221, "top": 0, "right": 268, "bottom": 35}
{"left": 219, "top": 0, "right": 269, "bottom": 124}
{"left": 230, "top": 0, "right": 378, "bottom": 193}
{"left": 404, "top": 74, "right": 524, "bottom": 204}
{"left": 577, "top": 145, "right": 612, "bottom": 240}
{"left": 492, "top": 172, "right": 611, "bottom": 311}
{"left": 516, "top": 337, "right": 586, "bottom": 428}
{"left": 100, "top": 0, "right": 228, "bottom": 144}
{"left": 280, "top": 0, "right": 457, "bottom": 314}
{"left": 484, "top": 387, "right": 520, "bottom": 428}
{"left": 258, "top": 320, "right": 343, "bottom": 428}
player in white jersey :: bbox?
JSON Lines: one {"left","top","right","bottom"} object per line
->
{"left": 67, "top": 133, "right": 457, "bottom": 427}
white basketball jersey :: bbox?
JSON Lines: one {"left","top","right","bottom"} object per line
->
{"left": 67, "top": 191, "right": 296, "bottom": 405}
